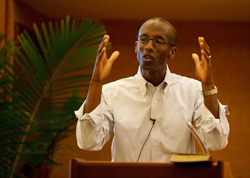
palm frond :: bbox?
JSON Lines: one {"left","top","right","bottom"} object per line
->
{"left": 0, "top": 16, "right": 107, "bottom": 177}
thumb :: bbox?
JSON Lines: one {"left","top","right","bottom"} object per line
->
{"left": 192, "top": 53, "right": 200, "bottom": 66}
{"left": 109, "top": 51, "right": 120, "bottom": 64}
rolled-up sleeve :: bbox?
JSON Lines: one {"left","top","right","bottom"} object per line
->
{"left": 75, "top": 96, "right": 114, "bottom": 151}
{"left": 195, "top": 101, "right": 230, "bottom": 151}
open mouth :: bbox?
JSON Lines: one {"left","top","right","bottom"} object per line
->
{"left": 143, "top": 55, "right": 154, "bottom": 62}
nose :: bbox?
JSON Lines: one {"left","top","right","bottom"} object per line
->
{"left": 145, "top": 39, "right": 154, "bottom": 51}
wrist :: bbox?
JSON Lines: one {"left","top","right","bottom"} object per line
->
{"left": 202, "top": 83, "right": 215, "bottom": 91}
{"left": 202, "top": 85, "right": 218, "bottom": 97}
{"left": 90, "top": 79, "right": 103, "bottom": 86}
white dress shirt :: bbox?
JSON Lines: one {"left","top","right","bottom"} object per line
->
{"left": 75, "top": 65, "right": 230, "bottom": 162}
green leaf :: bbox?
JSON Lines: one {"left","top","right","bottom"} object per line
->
{"left": 0, "top": 16, "right": 107, "bottom": 177}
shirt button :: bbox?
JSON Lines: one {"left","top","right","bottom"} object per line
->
{"left": 154, "top": 101, "right": 157, "bottom": 104}
{"left": 154, "top": 142, "right": 157, "bottom": 146}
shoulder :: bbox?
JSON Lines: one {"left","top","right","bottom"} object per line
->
{"left": 103, "top": 76, "right": 137, "bottom": 91}
{"left": 170, "top": 73, "right": 202, "bottom": 91}
{"left": 172, "top": 73, "right": 200, "bottom": 84}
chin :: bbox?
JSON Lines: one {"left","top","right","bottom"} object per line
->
{"left": 140, "top": 64, "right": 155, "bottom": 72}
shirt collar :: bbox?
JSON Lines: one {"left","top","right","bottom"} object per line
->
{"left": 134, "top": 65, "right": 172, "bottom": 97}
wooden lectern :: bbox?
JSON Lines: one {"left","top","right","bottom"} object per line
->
{"left": 69, "top": 158, "right": 233, "bottom": 178}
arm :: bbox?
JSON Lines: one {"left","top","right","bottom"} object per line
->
{"left": 192, "top": 37, "right": 229, "bottom": 150}
{"left": 85, "top": 35, "right": 119, "bottom": 113}
{"left": 192, "top": 37, "right": 219, "bottom": 118}
{"left": 193, "top": 93, "right": 230, "bottom": 150}
{"left": 75, "top": 35, "right": 119, "bottom": 151}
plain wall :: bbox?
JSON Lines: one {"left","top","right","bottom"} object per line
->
{"left": 0, "top": 0, "right": 6, "bottom": 46}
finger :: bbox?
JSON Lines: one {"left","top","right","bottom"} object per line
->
{"left": 98, "top": 38, "right": 108, "bottom": 53}
{"left": 98, "top": 39, "right": 106, "bottom": 55}
{"left": 200, "top": 37, "right": 210, "bottom": 50}
{"left": 109, "top": 51, "right": 120, "bottom": 63}
{"left": 98, "top": 35, "right": 109, "bottom": 54}
{"left": 98, "top": 47, "right": 107, "bottom": 61}
{"left": 201, "top": 50, "right": 212, "bottom": 62}
{"left": 200, "top": 41, "right": 210, "bottom": 55}
{"left": 192, "top": 53, "right": 200, "bottom": 65}
{"left": 199, "top": 37, "right": 210, "bottom": 57}
{"left": 105, "top": 51, "right": 119, "bottom": 71}
{"left": 99, "top": 35, "right": 107, "bottom": 48}
{"left": 98, "top": 37, "right": 105, "bottom": 49}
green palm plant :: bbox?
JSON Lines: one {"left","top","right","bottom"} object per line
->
{"left": 0, "top": 16, "right": 108, "bottom": 178}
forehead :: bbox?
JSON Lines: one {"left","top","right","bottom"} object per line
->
{"left": 138, "top": 20, "right": 171, "bottom": 39}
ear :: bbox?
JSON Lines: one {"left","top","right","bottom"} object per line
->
{"left": 135, "top": 41, "right": 138, "bottom": 53}
{"left": 169, "top": 47, "right": 177, "bottom": 59}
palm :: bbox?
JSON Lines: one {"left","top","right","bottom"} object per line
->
{"left": 195, "top": 55, "right": 213, "bottom": 84}
{"left": 0, "top": 16, "right": 107, "bottom": 177}
{"left": 92, "top": 35, "right": 119, "bottom": 81}
{"left": 192, "top": 37, "right": 214, "bottom": 85}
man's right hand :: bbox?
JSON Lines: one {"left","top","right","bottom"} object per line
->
{"left": 84, "top": 35, "right": 119, "bottom": 114}
{"left": 91, "top": 35, "right": 120, "bottom": 82}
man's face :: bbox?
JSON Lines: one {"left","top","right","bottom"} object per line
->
{"left": 136, "top": 20, "right": 174, "bottom": 73}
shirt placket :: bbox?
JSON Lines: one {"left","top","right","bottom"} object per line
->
{"left": 150, "top": 86, "right": 161, "bottom": 162}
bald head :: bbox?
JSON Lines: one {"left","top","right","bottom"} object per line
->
{"left": 139, "top": 17, "right": 178, "bottom": 46}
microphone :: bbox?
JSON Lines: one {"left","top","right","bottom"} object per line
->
{"left": 150, "top": 118, "right": 156, "bottom": 125}
{"left": 137, "top": 118, "right": 156, "bottom": 162}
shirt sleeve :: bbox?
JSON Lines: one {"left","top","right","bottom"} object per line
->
{"left": 193, "top": 94, "right": 230, "bottom": 151}
{"left": 74, "top": 94, "right": 114, "bottom": 151}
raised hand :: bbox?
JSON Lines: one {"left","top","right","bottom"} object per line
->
{"left": 84, "top": 35, "right": 119, "bottom": 113}
{"left": 192, "top": 37, "right": 219, "bottom": 118}
{"left": 91, "top": 35, "right": 120, "bottom": 82}
{"left": 192, "top": 37, "right": 214, "bottom": 88}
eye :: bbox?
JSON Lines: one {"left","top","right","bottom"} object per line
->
{"left": 139, "top": 36, "right": 148, "bottom": 43}
{"left": 154, "top": 38, "right": 165, "bottom": 45}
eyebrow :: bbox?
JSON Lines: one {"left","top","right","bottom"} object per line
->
{"left": 139, "top": 34, "right": 166, "bottom": 40}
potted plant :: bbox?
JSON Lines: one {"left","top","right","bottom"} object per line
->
{"left": 0, "top": 16, "right": 107, "bottom": 178}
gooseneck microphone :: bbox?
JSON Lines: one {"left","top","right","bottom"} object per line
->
{"left": 137, "top": 118, "right": 156, "bottom": 162}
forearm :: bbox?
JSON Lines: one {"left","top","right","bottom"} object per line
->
{"left": 76, "top": 114, "right": 113, "bottom": 151}
{"left": 75, "top": 81, "right": 114, "bottom": 151}
{"left": 84, "top": 34, "right": 118, "bottom": 114}
{"left": 197, "top": 121, "right": 229, "bottom": 151}
{"left": 202, "top": 84, "right": 219, "bottom": 118}
{"left": 195, "top": 102, "right": 230, "bottom": 151}
{"left": 84, "top": 80, "right": 103, "bottom": 114}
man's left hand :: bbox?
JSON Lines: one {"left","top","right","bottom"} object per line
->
{"left": 192, "top": 37, "right": 215, "bottom": 90}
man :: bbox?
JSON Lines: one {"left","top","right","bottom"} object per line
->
{"left": 75, "top": 17, "right": 230, "bottom": 162}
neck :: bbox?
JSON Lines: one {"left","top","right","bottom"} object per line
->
{"left": 141, "top": 69, "right": 166, "bottom": 86}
